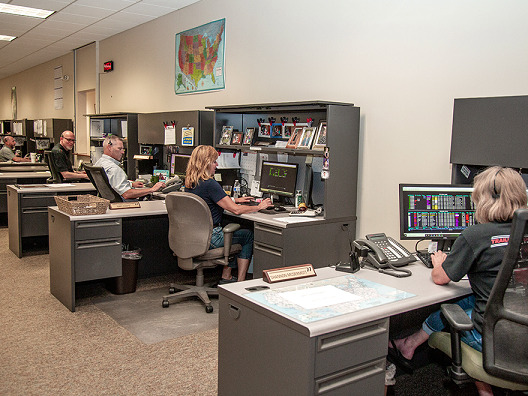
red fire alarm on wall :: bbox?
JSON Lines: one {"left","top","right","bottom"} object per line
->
{"left": 103, "top": 61, "right": 114, "bottom": 72}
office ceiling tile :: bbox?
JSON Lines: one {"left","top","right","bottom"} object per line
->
{"left": 0, "top": 0, "right": 201, "bottom": 80}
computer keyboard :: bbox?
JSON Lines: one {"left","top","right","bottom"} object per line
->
{"left": 416, "top": 250, "right": 433, "bottom": 268}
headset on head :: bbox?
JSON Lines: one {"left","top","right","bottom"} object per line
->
{"left": 492, "top": 168, "right": 502, "bottom": 199}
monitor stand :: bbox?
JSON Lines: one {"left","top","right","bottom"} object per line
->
{"left": 433, "top": 238, "right": 455, "bottom": 252}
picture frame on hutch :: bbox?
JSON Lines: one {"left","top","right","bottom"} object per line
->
{"left": 312, "top": 121, "right": 327, "bottom": 150}
{"left": 242, "top": 127, "right": 255, "bottom": 145}
{"left": 297, "top": 127, "right": 316, "bottom": 149}
{"left": 231, "top": 131, "right": 243, "bottom": 145}
{"left": 219, "top": 126, "right": 233, "bottom": 145}
{"left": 286, "top": 127, "right": 303, "bottom": 148}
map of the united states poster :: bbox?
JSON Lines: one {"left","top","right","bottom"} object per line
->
{"left": 175, "top": 19, "right": 226, "bottom": 94}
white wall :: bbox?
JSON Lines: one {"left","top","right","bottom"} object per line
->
{"left": 1, "top": 0, "right": 528, "bottom": 247}
{"left": 0, "top": 53, "right": 74, "bottom": 120}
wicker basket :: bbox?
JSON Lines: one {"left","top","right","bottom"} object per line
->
{"left": 54, "top": 194, "right": 110, "bottom": 216}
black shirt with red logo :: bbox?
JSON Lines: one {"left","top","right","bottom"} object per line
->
{"left": 442, "top": 221, "right": 512, "bottom": 334}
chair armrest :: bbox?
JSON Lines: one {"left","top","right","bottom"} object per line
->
{"left": 223, "top": 223, "right": 241, "bottom": 234}
{"left": 222, "top": 223, "right": 241, "bottom": 259}
{"left": 441, "top": 304, "right": 474, "bottom": 331}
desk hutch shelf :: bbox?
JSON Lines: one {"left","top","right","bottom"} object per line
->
{"left": 208, "top": 101, "right": 360, "bottom": 272}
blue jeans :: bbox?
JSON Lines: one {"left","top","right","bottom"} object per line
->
{"left": 210, "top": 226, "right": 254, "bottom": 268}
{"left": 423, "top": 295, "right": 483, "bottom": 352}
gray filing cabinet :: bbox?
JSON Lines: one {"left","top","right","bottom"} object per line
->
{"left": 49, "top": 211, "right": 122, "bottom": 312}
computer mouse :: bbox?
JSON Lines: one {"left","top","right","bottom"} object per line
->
{"left": 274, "top": 206, "right": 286, "bottom": 212}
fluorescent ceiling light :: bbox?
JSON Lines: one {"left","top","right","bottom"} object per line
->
{"left": 0, "top": 35, "right": 16, "bottom": 41}
{"left": 0, "top": 4, "right": 54, "bottom": 19}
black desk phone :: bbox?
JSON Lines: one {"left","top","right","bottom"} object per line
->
{"left": 356, "top": 233, "right": 415, "bottom": 268}
{"left": 349, "top": 233, "right": 414, "bottom": 278}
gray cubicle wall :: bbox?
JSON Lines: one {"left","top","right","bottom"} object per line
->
{"left": 450, "top": 95, "right": 528, "bottom": 184}
{"left": 137, "top": 111, "right": 214, "bottom": 145}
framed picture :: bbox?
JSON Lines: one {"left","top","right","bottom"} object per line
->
{"left": 219, "top": 126, "right": 233, "bottom": 145}
{"left": 297, "top": 127, "right": 316, "bottom": 149}
{"left": 242, "top": 127, "right": 255, "bottom": 145}
{"left": 231, "top": 131, "right": 243, "bottom": 145}
{"left": 312, "top": 121, "right": 327, "bottom": 150}
{"left": 286, "top": 127, "right": 303, "bottom": 148}
{"left": 271, "top": 123, "right": 284, "bottom": 138}
{"left": 258, "top": 123, "right": 271, "bottom": 138}
{"left": 283, "top": 123, "right": 294, "bottom": 138}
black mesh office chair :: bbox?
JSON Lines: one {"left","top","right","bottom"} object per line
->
{"left": 161, "top": 192, "right": 242, "bottom": 313}
{"left": 429, "top": 208, "right": 528, "bottom": 392}
{"left": 44, "top": 150, "right": 86, "bottom": 184}
{"left": 84, "top": 164, "right": 123, "bottom": 203}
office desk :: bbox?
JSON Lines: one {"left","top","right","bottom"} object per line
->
{"left": 48, "top": 200, "right": 176, "bottom": 312}
{"left": 218, "top": 265, "right": 472, "bottom": 396}
{"left": 7, "top": 184, "right": 96, "bottom": 257}
{"left": 0, "top": 171, "right": 51, "bottom": 214}
{"left": 225, "top": 209, "right": 355, "bottom": 275}
{"left": 0, "top": 162, "right": 49, "bottom": 172}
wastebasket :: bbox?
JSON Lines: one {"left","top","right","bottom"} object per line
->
{"left": 107, "top": 249, "right": 142, "bottom": 295}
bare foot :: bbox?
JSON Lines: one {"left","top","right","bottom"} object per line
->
{"left": 391, "top": 329, "right": 429, "bottom": 360}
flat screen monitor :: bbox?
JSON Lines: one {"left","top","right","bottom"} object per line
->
{"left": 399, "top": 184, "right": 476, "bottom": 246}
{"left": 259, "top": 161, "right": 298, "bottom": 198}
{"left": 170, "top": 154, "right": 190, "bottom": 176}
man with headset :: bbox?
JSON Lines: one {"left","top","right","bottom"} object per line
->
{"left": 95, "top": 135, "right": 165, "bottom": 200}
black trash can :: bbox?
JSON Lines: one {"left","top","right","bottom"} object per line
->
{"left": 108, "top": 249, "right": 142, "bottom": 295}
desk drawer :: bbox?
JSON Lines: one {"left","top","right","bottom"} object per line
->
{"left": 20, "top": 193, "right": 56, "bottom": 208}
{"left": 74, "top": 219, "right": 121, "bottom": 241}
{"left": 314, "top": 318, "right": 389, "bottom": 378}
{"left": 74, "top": 238, "right": 122, "bottom": 282}
{"left": 21, "top": 208, "right": 49, "bottom": 236}
{"left": 254, "top": 223, "right": 283, "bottom": 247}
{"left": 253, "top": 241, "right": 283, "bottom": 272}
{"left": 314, "top": 357, "right": 386, "bottom": 396}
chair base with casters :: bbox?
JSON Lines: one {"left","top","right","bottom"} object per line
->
{"left": 161, "top": 214, "right": 242, "bottom": 313}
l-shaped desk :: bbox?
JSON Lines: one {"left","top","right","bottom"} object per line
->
{"left": 49, "top": 200, "right": 349, "bottom": 311}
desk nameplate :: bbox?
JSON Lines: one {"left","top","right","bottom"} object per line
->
{"left": 263, "top": 263, "right": 316, "bottom": 283}
{"left": 109, "top": 202, "right": 141, "bottom": 210}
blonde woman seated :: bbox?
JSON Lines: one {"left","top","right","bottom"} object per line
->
{"left": 185, "top": 145, "right": 272, "bottom": 283}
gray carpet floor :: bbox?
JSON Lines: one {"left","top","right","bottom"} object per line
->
{"left": 0, "top": 228, "right": 218, "bottom": 395}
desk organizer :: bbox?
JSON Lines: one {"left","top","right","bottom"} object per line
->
{"left": 54, "top": 194, "right": 109, "bottom": 215}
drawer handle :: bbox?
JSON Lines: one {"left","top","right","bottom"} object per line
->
{"left": 254, "top": 242, "right": 282, "bottom": 257}
{"left": 318, "top": 322, "right": 388, "bottom": 352}
{"left": 22, "top": 194, "right": 55, "bottom": 199}
{"left": 315, "top": 359, "right": 385, "bottom": 394}
{"left": 22, "top": 208, "right": 49, "bottom": 214}
{"left": 254, "top": 223, "right": 283, "bottom": 236}
{"left": 76, "top": 220, "right": 120, "bottom": 229}
{"left": 228, "top": 304, "right": 240, "bottom": 320}
{"left": 76, "top": 240, "right": 121, "bottom": 249}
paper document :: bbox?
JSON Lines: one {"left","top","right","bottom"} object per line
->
{"left": 281, "top": 285, "right": 360, "bottom": 309}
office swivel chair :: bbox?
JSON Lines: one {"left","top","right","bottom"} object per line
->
{"left": 428, "top": 208, "right": 528, "bottom": 393}
{"left": 44, "top": 150, "right": 87, "bottom": 184}
{"left": 162, "top": 192, "right": 242, "bottom": 313}
{"left": 83, "top": 164, "right": 123, "bottom": 203}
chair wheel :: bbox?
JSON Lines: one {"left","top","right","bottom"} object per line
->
{"left": 162, "top": 300, "right": 169, "bottom": 308}
{"left": 169, "top": 287, "right": 176, "bottom": 294}
{"left": 205, "top": 305, "right": 213, "bottom": 313}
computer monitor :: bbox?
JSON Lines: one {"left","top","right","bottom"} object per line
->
{"left": 170, "top": 154, "right": 190, "bottom": 176}
{"left": 399, "top": 184, "right": 476, "bottom": 250}
{"left": 259, "top": 161, "right": 298, "bottom": 199}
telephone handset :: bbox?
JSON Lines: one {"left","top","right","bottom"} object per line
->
{"left": 161, "top": 175, "right": 183, "bottom": 193}
{"left": 354, "top": 233, "right": 414, "bottom": 277}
